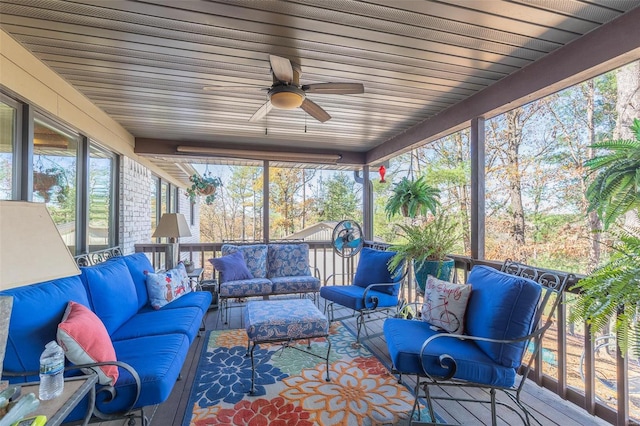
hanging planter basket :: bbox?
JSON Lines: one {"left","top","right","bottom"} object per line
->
{"left": 33, "top": 168, "right": 68, "bottom": 203}
{"left": 185, "top": 173, "right": 222, "bottom": 205}
{"left": 33, "top": 172, "right": 58, "bottom": 194}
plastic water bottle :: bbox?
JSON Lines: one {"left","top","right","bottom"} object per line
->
{"left": 39, "top": 340, "right": 65, "bottom": 400}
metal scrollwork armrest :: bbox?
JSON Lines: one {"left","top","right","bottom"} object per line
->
{"left": 66, "top": 360, "right": 141, "bottom": 421}
{"left": 362, "top": 282, "right": 399, "bottom": 309}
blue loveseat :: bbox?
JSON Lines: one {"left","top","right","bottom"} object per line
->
{"left": 1, "top": 252, "right": 212, "bottom": 424}
{"left": 212, "top": 243, "right": 321, "bottom": 323}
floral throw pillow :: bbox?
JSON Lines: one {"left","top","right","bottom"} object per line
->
{"left": 145, "top": 265, "right": 191, "bottom": 309}
{"left": 421, "top": 275, "right": 472, "bottom": 334}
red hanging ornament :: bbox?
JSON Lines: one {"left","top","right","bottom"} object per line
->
{"left": 378, "top": 165, "right": 386, "bottom": 183}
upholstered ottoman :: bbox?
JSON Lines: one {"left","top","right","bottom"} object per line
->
{"left": 244, "top": 298, "right": 330, "bottom": 393}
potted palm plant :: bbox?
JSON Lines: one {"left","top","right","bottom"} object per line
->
{"left": 387, "top": 214, "right": 459, "bottom": 292}
{"left": 185, "top": 172, "right": 222, "bottom": 205}
{"left": 570, "top": 118, "right": 640, "bottom": 356}
{"left": 385, "top": 176, "right": 440, "bottom": 219}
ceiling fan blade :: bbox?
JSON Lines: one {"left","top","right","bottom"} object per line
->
{"left": 302, "top": 83, "right": 364, "bottom": 94}
{"left": 300, "top": 99, "right": 331, "bottom": 123}
{"left": 249, "top": 101, "right": 273, "bottom": 122}
{"left": 269, "top": 55, "right": 293, "bottom": 83}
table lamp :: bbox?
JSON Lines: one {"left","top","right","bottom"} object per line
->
{"left": 152, "top": 213, "right": 192, "bottom": 269}
{"left": 0, "top": 201, "right": 81, "bottom": 381}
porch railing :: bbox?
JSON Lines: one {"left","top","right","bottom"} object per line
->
{"left": 134, "top": 242, "right": 635, "bottom": 425}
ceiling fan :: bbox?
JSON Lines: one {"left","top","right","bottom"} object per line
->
{"left": 204, "top": 55, "right": 364, "bottom": 123}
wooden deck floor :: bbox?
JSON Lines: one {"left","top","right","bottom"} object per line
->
{"left": 101, "top": 300, "right": 610, "bottom": 426}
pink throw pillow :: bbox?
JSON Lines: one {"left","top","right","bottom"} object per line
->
{"left": 57, "top": 301, "right": 119, "bottom": 385}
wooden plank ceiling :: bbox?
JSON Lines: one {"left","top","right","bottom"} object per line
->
{"left": 1, "top": 0, "right": 639, "bottom": 178}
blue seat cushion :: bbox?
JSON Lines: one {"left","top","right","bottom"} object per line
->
{"left": 221, "top": 244, "right": 268, "bottom": 278}
{"left": 1, "top": 276, "right": 90, "bottom": 381}
{"left": 81, "top": 258, "right": 139, "bottom": 335}
{"left": 384, "top": 318, "right": 517, "bottom": 388}
{"left": 65, "top": 332, "right": 191, "bottom": 421}
{"left": 353, "top": 248, "right": 402, "bottom": 295}
{"left": 465, "top": 266, "right": 542, "bottom": 368}
{"left": 219, "top": 278, "right": 272, "bottom": 297}
{"left": 267, "top": 244, "right": 312, "bottom": 278}
{"left": 320, "top": 285, "right": 398, "bottom": 311}
{"left": 270, "top": 275, "right": 320, "bottom": 294}
{"left": 152, "top": 290, "right": 212, "bottom": 313}
{"left": 110, "top": 307, "right": 202, "bottom": 343}
{"left": 121, "top": 253, "right": 154, "bottom": 309}
{"left": 245, "top": 299, "right": 328, "bottom": 342}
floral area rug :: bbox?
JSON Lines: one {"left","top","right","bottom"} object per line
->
{"left": 182, "top": 321, "right": 439, "bottom": 425}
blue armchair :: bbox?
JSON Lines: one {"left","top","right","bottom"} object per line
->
{"left": 320, "top": 247, "right": 406, "bottom": 345}
{"left": 383, "top": 260, "right": 569, "bottom": 425}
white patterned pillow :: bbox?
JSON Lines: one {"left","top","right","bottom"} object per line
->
{"left": 421, "top": 275, "right": 472, "bottom": 334}
{"left": 145, "top": 264, "right": 191, "bottom": 309}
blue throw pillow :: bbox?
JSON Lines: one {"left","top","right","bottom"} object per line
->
{"left": 221, "top": 244, "right": 268, "bottom": 278}
{"left": 210, "top": 250, "right": 254, "bottom": 283}
{"left": 352, "top": 248, "right": 402, "bottom": 295}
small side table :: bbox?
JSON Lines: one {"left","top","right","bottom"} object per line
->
{"left": 200, "top": 279, "right": 219, "bottom": 310}
{"left": 18, "top": 374, "right": 98, "bottom": 426}
{"left": 187, "top": 268, "right": 204, "bottom": 291}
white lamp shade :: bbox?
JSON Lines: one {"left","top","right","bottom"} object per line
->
{"left": 0, "top": 201, "right": 80, "bottom": 290}
{"left": 152, "top": 213, "right": 192, "bottom": 239}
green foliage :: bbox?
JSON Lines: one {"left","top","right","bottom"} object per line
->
{"left": 186, "top": 172, "right": 222, "bottom": 205}
{"left": 384, "top": 176, "right": 440, "bottom": 219}
{"left": 573, "top": 117, "right": 640, "bottom": 357}
{"left": 570, "top": 227, "right": 640, "bottom": 356}
{"left": 585, "top": 118, "right": 640, "bottom": 229}
{"left": 387, "top": 215, "right": 460, "bottom": 273}
{"left": 319, "top": 172, "right": 358, "bottom": 221}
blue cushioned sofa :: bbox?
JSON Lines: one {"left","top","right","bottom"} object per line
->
{"left": 215, "top": 243, "right": 321, "bottom": 322}
{"left": 1, "top": 252, "right": 212, "bottom": 425}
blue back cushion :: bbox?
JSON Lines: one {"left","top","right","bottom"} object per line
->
{"left": 267, "top": 244, "right": 311, "bottom": 278}
{"left": 352, "top": 248, "right": 402, "bottom": 296}
{"left": 122, "top": 253, "right": 154, "bottom": 309}
{"left": 81, "top": 257, "right": 139, "bottom": 334}
{"left": 221, "top": 244, "right": 268, "bottom": 278}
{"left": 1, "top": 275, "right": 90, "bottom": 379}
{"left": 465, "top": 265, "right": 542, "bottom": 368}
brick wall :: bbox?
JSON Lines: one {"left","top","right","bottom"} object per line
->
{"left": 119, "top": 157, "right": 201, "bottom": 256}
{"left": 119, "top": 156, "right": 152, "bottom": 254}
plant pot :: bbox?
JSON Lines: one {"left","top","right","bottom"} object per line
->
{"left": 33, "top": 172, "right": 58, "bottom": 192}
{"left": 414, "top": 257, "right": 455, "bottom": 293}
{"left": 197, "top": 186, "right": 216, "bottom": 196}
{"left": 185, "top": 263, "right": 195, "bottom": 273}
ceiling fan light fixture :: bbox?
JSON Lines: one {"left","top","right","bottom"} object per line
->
{"left": 268, "top": 86, "right": 305, "bottom": 109}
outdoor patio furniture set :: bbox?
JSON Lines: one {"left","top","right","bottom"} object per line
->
{"left": 211, "top": 243, "right": 321, "bottom": 324}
